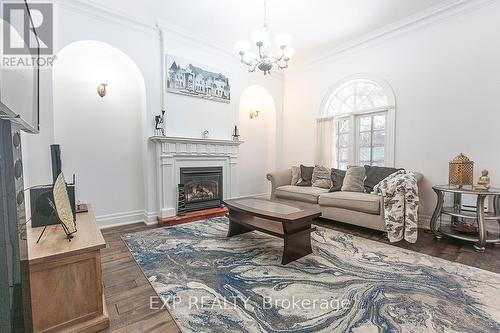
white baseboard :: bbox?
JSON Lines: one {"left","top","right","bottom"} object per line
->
{"left": 96, "top": 193, "right": 271, "bottom": 230}
{"left": 97, "top": 210, "right": 146, "bottom": 229}
{"left": 96, "top": 205, "right": 433, "bottom": 233}
{"left": 143, "top": 210, "right": 158, "bottom": 226}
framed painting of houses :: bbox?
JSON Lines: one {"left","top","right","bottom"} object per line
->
{"left": 165, "top": 54, "right": 231, "bottom": 103}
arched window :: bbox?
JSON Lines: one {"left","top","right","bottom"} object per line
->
{"left": 320, "top": 75, "right": 395, "bottom": 169}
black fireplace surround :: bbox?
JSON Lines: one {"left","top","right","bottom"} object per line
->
{"left": 180, "top": 167, "right": 223, "bottom": 212}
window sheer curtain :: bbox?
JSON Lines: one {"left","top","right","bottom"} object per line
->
{"left": 315, "top": 117, "right": 336, "bottom": 168}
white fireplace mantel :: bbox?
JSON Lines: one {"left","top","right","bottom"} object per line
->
{"left": 150, "top": 136, "right": 244, "bottom": 220}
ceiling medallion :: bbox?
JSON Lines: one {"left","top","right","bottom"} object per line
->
{"left": 234, "top": 0, "right": 294, "bottom": 75}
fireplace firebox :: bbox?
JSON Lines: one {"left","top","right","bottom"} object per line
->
{"left": 179, "top": 167, "right": 223, "bottom": 213}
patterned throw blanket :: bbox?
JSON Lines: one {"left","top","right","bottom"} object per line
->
{"left": 372, "top": 170, "right": 419, "bottom": 243}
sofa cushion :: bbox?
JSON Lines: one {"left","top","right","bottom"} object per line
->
{"left": 312, "top": 166, "right": 332, "bottom": 189}
{"left": 329, "top": 168, "right": 346, "bottom": 192}
{"left": 364, "top": 165, "right": 403, "bottom": 193}
{"left": 291, "top": 166, "right": 301, "bottom": 185}
{"left": 297, "top": 165, "right": 314, "bottom": 186}
{"left": 341, "top": 166, "right": 366, "bottom": 192}
{"left": 318, "top": 191, "right": 380, "bottom": 214}
{"left": 275, "top": 185, "right": 329, "bottom": 204}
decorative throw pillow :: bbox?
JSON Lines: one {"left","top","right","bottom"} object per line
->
{"left": 312, "top": 166, "right": 332, "bottom": 189}
{"left": 329, "top": 168, "right": 346, "bottom": 192}
{"left": 296, "top": 165, "right": 314, "bottom": 187}
{"left": 364, "top": 165, "right": 403, "bottom": 193}
{"left": 291, "top": 166, "right": 301, "bottom": 185}
{"left": 341, "top": 166, "right": 366, "bottom": 192}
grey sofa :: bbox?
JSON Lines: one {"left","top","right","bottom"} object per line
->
{"left": 266, "top": 169, "right": 423, "bottom": 232}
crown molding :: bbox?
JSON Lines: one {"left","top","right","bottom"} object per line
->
{"left": 290, "top": 0, "right": 498, "bottom": 72}
{"left": 54, "top": 0, "right": 157, "bottom": 34}
{"left": 156, "top": 18, "right": 234, "bottom": 59}
{"left": 54, "top": 0, "right": 237, "bottom": 59}
{"left": 150, "top": 19, "right": 285, "bottom": 80}
{"left": 53, "top": 0, "right": 284, "bottom": 79}
{"left": 56, "top": 0, "right": 497, "bottom": 79}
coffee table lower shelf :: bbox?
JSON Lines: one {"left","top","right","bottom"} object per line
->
{"left": 226, "top": 212, "right": 316, "bottom": 265}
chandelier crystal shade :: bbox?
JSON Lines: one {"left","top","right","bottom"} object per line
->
{"left": 234, "top": 0, "right": 294, "bottom": 75}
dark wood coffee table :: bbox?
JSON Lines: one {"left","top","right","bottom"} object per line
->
{"left": 223, "top": 198, "right": 321, "bottom": 264}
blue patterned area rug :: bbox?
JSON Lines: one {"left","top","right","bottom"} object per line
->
{"left": 122, "top": 217, "right": 500, "bottom": 333}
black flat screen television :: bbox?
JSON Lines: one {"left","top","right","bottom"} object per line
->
{"left": 0, "top": 0, "right": 40, "bottom": 133}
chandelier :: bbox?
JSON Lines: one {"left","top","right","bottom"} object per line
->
{"left": 234, "top": 0, "right": 294, "bottom": 75}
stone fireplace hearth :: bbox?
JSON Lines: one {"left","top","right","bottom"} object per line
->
{"left": 150, "top": 136, "right": 243, "bottom": 221}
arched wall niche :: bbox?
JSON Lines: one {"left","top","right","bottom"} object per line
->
{"left": 238, "top": 85, "right": 277, "bottom": 196}
{"left": 53, "top": 40, "right": 147, "bottom": 224}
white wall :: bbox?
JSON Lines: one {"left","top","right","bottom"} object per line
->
{"left": 282, "top": 2, "right": 500, "bottom": 221}
{"left": 23, "top": 3, "right": 162, "bottom": 227}
{"left": 239, "top": 85, "right": 277, "bottom": 196}
{"left": 159, "top": 25, "right": 284, "bottom": 201}
{"left": 52, "top": 41, "right": 146, "bottom": 226}
{"left": 22, "top": 2, "right": 284, "bottom": 226}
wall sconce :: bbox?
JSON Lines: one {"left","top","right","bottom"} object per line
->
{"left": 97, "top": 83, "right": 108, "bottom": 98}
{"left": 249, "top": 110, "right": 260, "bottom": 119}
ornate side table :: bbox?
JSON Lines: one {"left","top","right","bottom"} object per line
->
{"left": 430, "top": 185, "right": 500, "bottom": 251}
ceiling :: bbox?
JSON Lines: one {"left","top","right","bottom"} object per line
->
{"left": 99, "top": 0, "right": 452, "bottom": 65}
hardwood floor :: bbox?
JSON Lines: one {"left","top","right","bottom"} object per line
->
{"left": 99, "top": 218, "right": 499, "bottom": 332}
{"left": 100, "top": 223, "right": 180, "bottom": 333}
{"left": 315, "top": 218, "right": 500, "bottom": 274}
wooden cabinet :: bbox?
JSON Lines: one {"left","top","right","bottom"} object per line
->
{"left": 27, "top": 206, "right": 109, "bottom": 333}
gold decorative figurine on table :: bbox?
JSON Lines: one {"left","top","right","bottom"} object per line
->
{"left": 476, "top": 170, "right": 491, "bottom": 190}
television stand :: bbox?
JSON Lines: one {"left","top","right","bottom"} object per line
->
{"left": 27, "top": 205, "right": 109, "bottom": 332}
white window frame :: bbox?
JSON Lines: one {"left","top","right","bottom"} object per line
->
{"left": 320, "top": 74, "right": 396, "bottom": 168}
{"left": 354, "top": 110, "right": 389, "bottom": 166}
